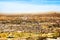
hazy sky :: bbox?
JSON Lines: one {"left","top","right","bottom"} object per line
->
{"left": 0, "top": 0, "right": 60, "bottom": 13}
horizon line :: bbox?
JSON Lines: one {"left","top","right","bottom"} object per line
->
{"left": 0, "top": 11, "right": 60, "bottom": 15}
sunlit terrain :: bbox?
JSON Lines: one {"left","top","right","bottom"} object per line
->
{"left": 0, "top": 12, "right": 60, "bottom": 40}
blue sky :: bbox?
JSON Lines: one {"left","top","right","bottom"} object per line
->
{"left": 0, "top": 0, "right": 60, "bottom": 14}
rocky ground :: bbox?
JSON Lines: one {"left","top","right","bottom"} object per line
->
{"left": 0, "top": 13, "right": 60, "bottom": 40}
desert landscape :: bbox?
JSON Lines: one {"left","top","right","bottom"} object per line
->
{"left": 0, "top": 0, "right": 60, "bottom": 40}
{"left": 0, "top": 12, "right": 59, "bottom": 40}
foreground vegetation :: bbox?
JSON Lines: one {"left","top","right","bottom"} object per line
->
{"left": 0, "top": 13, "right": 60, "bottom": 40}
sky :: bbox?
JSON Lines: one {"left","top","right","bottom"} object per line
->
{"left": 0, "top": 0, "right": 60, "bottom": 14}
